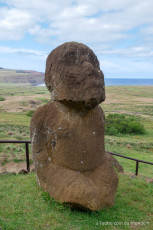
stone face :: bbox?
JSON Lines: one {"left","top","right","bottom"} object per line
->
{"left": 30, "top": 41, "right": 118, "bottom": 211}
{"left": 45, "top": 42, "right": 105, "bottom": 109}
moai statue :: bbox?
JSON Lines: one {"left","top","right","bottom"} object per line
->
{"left": 30, "top": 42, "right": 118, "bottom": 211}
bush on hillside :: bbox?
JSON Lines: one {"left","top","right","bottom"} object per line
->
{"left": 26, "top": 110, "right": 35, "bottom": 117}
{"left": 105, "top": 114, "right": 146, "bottom": 136}
{"left": 0, "top": 97, "right": 5, "bottom": 101}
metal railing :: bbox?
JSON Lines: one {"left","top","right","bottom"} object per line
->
{"left": 0, "top": 140, "right": 31, "bottom": 172}
{"left": 0, "top": 140, "right": 153, "bottom": 176}
{"left": 106, "top": 151, "right": 153, "bottom": 176}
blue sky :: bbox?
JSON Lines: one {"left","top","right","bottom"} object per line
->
{"left": 0, "top": 0, "right": 153, "bottom": 78}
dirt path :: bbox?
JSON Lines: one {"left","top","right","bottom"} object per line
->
{"left": 0, "top": 162, "right": 34, "bottom": 174}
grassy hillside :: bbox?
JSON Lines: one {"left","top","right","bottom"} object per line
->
{"left": 0, "top": 173, "right": 152, "bottom": 230}
{"left": 0, "top": 68, "right": 44, "bottom": 85}
{"left": 0, "top": 84, "right": 153, "bottom": 229}
{"left": 103, "top": 86, "right": 153, "bottom": 178}
{"left": 0, "top": 84, "right": 152, "bottom": 178}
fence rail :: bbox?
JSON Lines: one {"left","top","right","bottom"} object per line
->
{"left": 0, "top": 140, "right": 153, "bottom": 176}
{"left": 0, "top": 140, "right": 31, "bottom": 172}
{"left": 106, "top": 151, "right": 153, "bottom": 176}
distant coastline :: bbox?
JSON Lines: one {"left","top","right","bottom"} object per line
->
{"left": 37, "top": 78, "right": 153, "bottom": 87}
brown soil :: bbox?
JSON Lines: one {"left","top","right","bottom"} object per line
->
{"left": 0, "top": 95, "right": 49, "bottom": 113}
{"left": 1, "top": 95, "right": 28, "bottom": 113}
{"left": 0, "top": 162, "right": 35, "bottom": 174}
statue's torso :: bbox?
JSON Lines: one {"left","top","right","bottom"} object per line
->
{"left": 31, "top": 101, "right": 105, "bottom": 172}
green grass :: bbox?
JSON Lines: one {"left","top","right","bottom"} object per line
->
{"left": 0, "top": 123, "right": 32, "bottom": 164}
{"left": 0, "top": 85, "right": 153, "bottom": 178}
{"left": 0, "top": 85, "right": 153, "bottom": 229}
{"left": 104, "top": 114, "right": 153, "bottom": 178}
{"left": 26, "top": 110, "right": 35, "bottom": 117}
{"left": 0, "top": 113, "right": 31, "bottom": 126}
{"left": 0, "top": 173, "right": 152, "bottom": 230}
{"left": 0, "top": 96, "right": 5, "bottom": 101}
{"left": 0, "top": 83, "right": 48, "bottom": 97}
{"left": 13, "top": 158, "right": 25, "bottom": 163}
{"left": 37, "top": 97, "right": 50, "bottom": 104}
{"left": 105, "top": 134, "right": 153, "bottom": 178}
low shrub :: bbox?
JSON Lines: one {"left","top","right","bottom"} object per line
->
{"left": 105, "top": 114, "right": 146, "bottom": 136}
{"left": 0, "top": 97, "right": 5, "bottom": 101}
{"left": 26, "top": 110, "right": 35, "bottom": 117}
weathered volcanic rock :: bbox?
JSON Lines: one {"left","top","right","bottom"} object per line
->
{"left": 45, "top": 42, "right": 105, "bottom": 109}
{"left": 106, "top": 152, "right": 124, "bottom": 173}
{"left": 30, "top": 42, "right": 118, "bottom": 211}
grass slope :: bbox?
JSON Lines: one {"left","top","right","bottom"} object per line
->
{"left": 0, "top": 85, "right": 153, "bottom": 229}
{"left": 0, "top": 173, "right": 152, "bottom": 230}
{"left": 0, "top": 84, "right": 153, "bottom": 178}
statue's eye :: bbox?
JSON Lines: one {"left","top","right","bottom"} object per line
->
{"left": 64, "top": 52, "right": 77, "bottom": 62}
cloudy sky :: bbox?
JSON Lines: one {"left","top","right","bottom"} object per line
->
{"left": 0, "top": 0, "right": 153, "bottom": 78}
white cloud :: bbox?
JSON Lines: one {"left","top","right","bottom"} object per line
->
{"left": 102, "top": 46, "right": 153, "bottom": 58}
{"left": 0, "top": 45, "right": 47, "bottom": 58}
{"left": 140, "top": 26, "right": 153, "bottom": 36}
{"left": 0, "top": 0, "right": 153, "bottom": 76}
{"left": 0, "top": 7, "right": 35, "bottom": 40}
{"left": 1, "top": 0, "right": 153, "bottom": 43}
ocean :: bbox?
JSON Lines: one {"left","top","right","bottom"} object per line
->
{"left": 105, "top": 78, "right": 153, "bottom": 86}
{"left": 38, "top": 78, "right": 153, "bottom": 87}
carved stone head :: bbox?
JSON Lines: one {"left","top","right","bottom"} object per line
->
{"left": 45, "top": 42, "right": 105, "bottom": 109}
